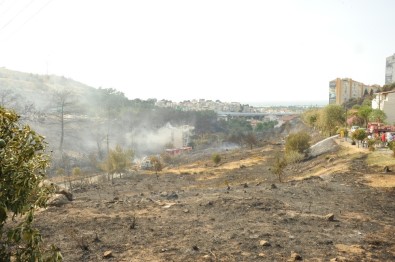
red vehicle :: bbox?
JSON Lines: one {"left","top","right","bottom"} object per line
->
{"left": 367, "top": 122, "right": 395, "bottom": 134}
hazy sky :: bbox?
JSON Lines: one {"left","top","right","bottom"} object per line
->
{"left": 1, "top": 0, "right": 394, "bottom": 105}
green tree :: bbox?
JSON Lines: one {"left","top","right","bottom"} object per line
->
{"left": 317, "top": 104, "right": 345, "bottom": 135}
{"left": 369, "top": 109, "right": 387, "bottom": 123}
{"left": 226, "top": 118, "right": 253, "bottom": 134}
{"left": 93, "top": 88, "right": 130, "bottom": 156}
{"left": 352, "top": 129, "right": 367, "bottom": 148}
{"left": 357, "top": 105, "right": 372, "bottom": 127}
{"left": 255, "top": 122, "right": 265, "bottom": 132}
{"left": 271, "top": 153, "right": 287, "bottom": 183}
{"left": 102, "top": 145, "right": 134, "bottom": 181}
{"left": 255, "top": 120, "right": 278, "bottom": 132}
{"left": 72, "top": 167, "right": 82, "bottom": 177}
{"left": 0, "top": 107, "right": 62, "bottom": 261}
{"left": 285, "top": 131, "right": 311, "bottom": 154}
{"left": 301, "top": 108, "right": 320, "bottom": 128}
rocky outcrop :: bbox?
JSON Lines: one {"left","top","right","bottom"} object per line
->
{"left": 308, "top": 135, "right": 339, "bottom": 158}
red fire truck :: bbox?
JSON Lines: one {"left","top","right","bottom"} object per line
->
{"left": 367, "top": 122, "right": 395, "bottom": 134}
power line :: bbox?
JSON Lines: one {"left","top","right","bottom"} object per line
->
{"left": 14, "top": 0, "right": 54, "bottom": 31}
{"left": 0, "top": 0, "right": 54, "bottom": 40}
{"left": 0, "top": 0, "right": 19, "bottom": 17}
{"left": 0, "top": 0, "right": 37, "bottom": 33}
{"left": 0, "top": 0, "right": 8, "bottom": 8}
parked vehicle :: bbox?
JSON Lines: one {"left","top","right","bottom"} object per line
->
{"left": 350, "top": 126, "right": 359, "bottom": 133}
{"left": 368, "top": 122, "right": 395, "bottom": 134}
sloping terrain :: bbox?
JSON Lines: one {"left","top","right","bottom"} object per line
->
{"left": 35, "top": 138, "right": 395, "bottom": 261}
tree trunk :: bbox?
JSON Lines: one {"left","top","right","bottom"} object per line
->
{"left": 60, "top": 104, "right": 64, "bottom": 152}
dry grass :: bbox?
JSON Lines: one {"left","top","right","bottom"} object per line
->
{"left": 338, "top": 140, "right": 395, "bottom": 188}
{"left": 362, "top": 174, "right": 395, "bottom": 188}
{"left": 366, "top": 150, "right": 395, "bottom": 168}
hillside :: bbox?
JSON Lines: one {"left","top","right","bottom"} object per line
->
{"left": 0, "top": 68, "right": 154, "bottom": 160}
{"left": 32, "top": 136, "right": 395, "bottom": 261}
{"left": 1, "top": 68, "right": 306, "bottom": 174}
{"left": 0, "top": 67, "right": 97, "bottom": 109}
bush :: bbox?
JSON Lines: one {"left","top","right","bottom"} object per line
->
{"left": 72, "top": 167, "right": 82, "bottom": 178}
{"left": 149, "top": 156, "right": 163, "bottom": 174}
{"left": 212, "top": 153, "right": 221, "bottom": 165}
{"left": 271, "top": 153, "right": 287, "bottom": 182}
{"left": 388, "top": 141, "right": 395, "bottom": 157}
{"left": 367, "top": 139, "right": 376, "bottom": 151}
{"left": 0, "top": 107, "right": 62, "bottom": 260}
{"left": 351, "top": 129, "right": 367, "bottom": 143}
{"left": 285, "top": 131, "right": 311, "bottom": 154}
{"left": 160, "top": 153, "right": 173, "bottom": 165}
{"left": 285, "top": 150, "right": 305, "bottom": 164}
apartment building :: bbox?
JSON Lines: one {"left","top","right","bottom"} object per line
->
{"left": 371, "top": 90, "right": 395, "bottom": 124}
{"left": 385, "top": 53, "right": 395, "bottom": 85}
{"left": 329, "top": 78, "right": 379, "bottom": 105}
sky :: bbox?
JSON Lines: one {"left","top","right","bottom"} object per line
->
{"left": 0, "top": 0, "right": 394, "bottom": 105}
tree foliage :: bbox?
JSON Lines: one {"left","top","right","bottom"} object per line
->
{"left": 0, "top": 107, "right": 61, "bottom": 261}
{"left": 225, "top": 118, "right": 253, "bottom": 134}
{"left": 301, "top": 108, "right": 320, "bottom": 128}
{"left": 149, "top": 156, "right": 163, "bottom": 174}
{"left": 357, "top": 105, "right": 372, "bottom": 127}
{"left": 102, "top": 145, "right": 133, "bottom": 179}
{"left": 285, "top": 131, "right": 311, "bottom": 154}
{"left": 94, "top": 88, "right": 129, "bottom": 118}
{"left": 271, "top": 153, "right": 287, "bottom": 183}
{"left": 381, "top": 82, "right": 395, "bottom": 92}
{"left": 317, "top": 104, "right": 345, "bottom": 135}
{"left": 255, "top": 120, "right": 278, "bottom": 132}
{"left": 368, "top": 109, "right": 387, "bottom": 123}
{"left": 212, "top": 153, "right": 221, "bottom": 166}
{"left": 244, "top": 132, "right": 258, "bottom": 150}
{"left": 194, "top": 110, "right": 221, "bottom": 134}
{"left": 351, "top": 129, "right": 367, "bottom": 147}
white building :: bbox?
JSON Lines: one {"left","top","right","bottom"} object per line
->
{"left": 385, "top": 54, "right": 395, "bottom": 85}
{"left": 372, "top": 90, "right": 395, "bottom": 124}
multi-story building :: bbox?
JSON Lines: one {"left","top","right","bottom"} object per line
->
{"left": 329, "top": 78, "right": 380, "bottom": 105}
{"left": 371, "top": 90, "right": 395, "bottom": 124}
{"left": 385, "top": 53, "right": 395, "bottom": 85}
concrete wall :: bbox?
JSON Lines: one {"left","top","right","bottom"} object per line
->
{"left": 372, "top": 91, "right": 395, "bottom": 125}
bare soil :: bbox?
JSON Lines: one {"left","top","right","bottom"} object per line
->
{"left": 35, "top": 138, "right": 395, "bottom": 262}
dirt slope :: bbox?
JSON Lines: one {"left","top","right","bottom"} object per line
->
{"left": 35, "top": 138, "right": 395, "bottom": 261}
